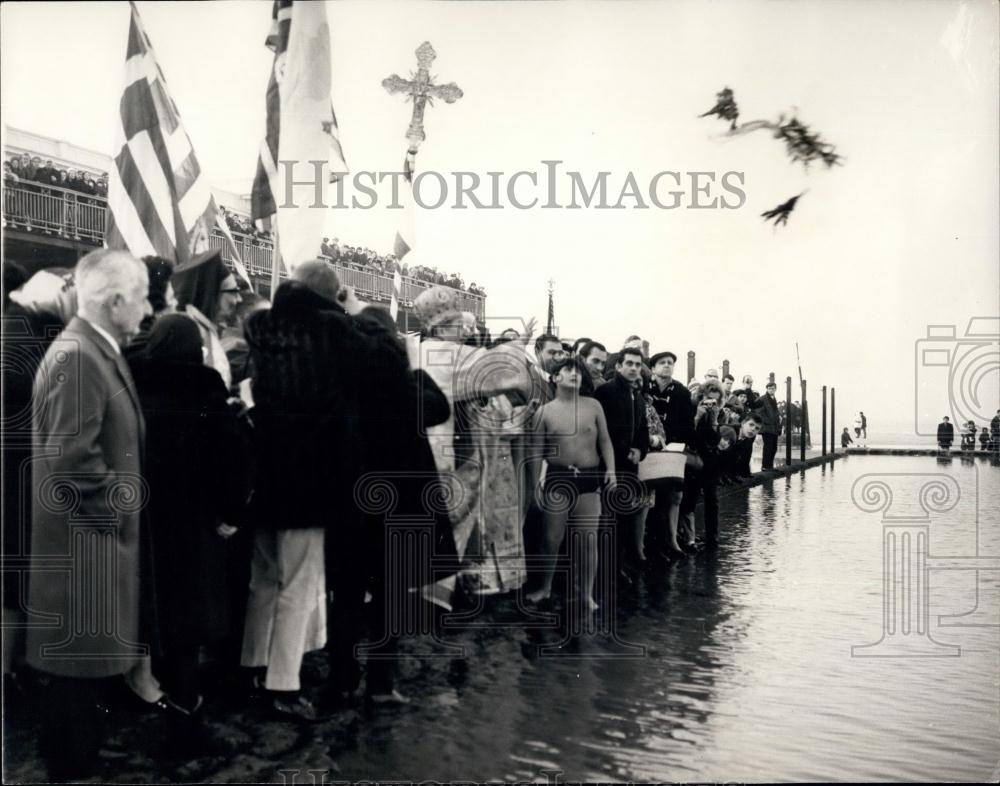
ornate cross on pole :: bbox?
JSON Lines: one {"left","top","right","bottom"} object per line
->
{"left": 382, "top": 41, "right": 464, "bottom": 152}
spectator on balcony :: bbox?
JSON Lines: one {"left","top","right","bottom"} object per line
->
{"left": 35, "top": 160, "right": 58, "bottom": 186}
{"left": 23, "top": 156, "right": 41, "bottom": 182}
{"left": 172, "top": 249, "right": 241, "bottom": 390}
{"left": 56, "top": 169, "right": 69, "bottom": 188}
{"left": 3, "top": 161, "right": 18, "bottom": 187}
{"left": 7, "top": 157, "right": 24, "bottom": 182}
{"left": 95, "top": 173, "right": 108, "bottom": 197}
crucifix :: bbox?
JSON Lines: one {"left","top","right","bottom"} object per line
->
{"left": 382, "top": 41, "right": 464, "bottom": 152}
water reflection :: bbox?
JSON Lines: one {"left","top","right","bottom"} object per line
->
{"left": 6, "top": 457, "right": 997, "bottom": 782}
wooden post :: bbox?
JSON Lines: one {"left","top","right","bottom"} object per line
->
{"left": 785, "top": 376, "right": 793, "bottom": 466}
{"left": 800, "top": 379, "right": 807, "bottom": 462}
{"left": 722, "top": 359, "right": 730, "bottom": 379}
{"left": 831, "top": 387, "right": 836, "bottom": 455}
{"left": 821, "top": 385, "right": 827, "bottom": 456}
{"left": 687, "top": 351, "right": 696, "bottom": 383}
{"left": 769, "top": 371, "right": 776, "bottom": 386}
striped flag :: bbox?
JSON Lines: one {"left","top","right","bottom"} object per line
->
{"left": 251, "top": 0, "right": 347, "bottom": 278}
{"left": 546, "top": 281, "right": 555, "bottom": 335}
{"left": 389, "top": 270, "right": 403, "bottom": 320}
{"left": 106, "top": 2, "right": 248, "bottom": 285}
{"left": 392, "top": 147, "right": 417, "bottom": 261}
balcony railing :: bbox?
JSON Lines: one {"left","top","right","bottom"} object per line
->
{"left": 2, "top": 180, "right": 486, "bottom": 319}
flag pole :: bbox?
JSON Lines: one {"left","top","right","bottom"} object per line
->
{"left": 270, "top": 221, "right": 283, "bottom": 300}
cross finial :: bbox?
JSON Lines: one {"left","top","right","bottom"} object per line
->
{"left": 383, "top": 41, "right": 464, "bottom": 151}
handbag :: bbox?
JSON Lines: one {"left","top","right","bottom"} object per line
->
{"left": 684, "top": 448, "right": 704, "bottom": 472}
{"left": 638, "top": 450, "right": 686, "bottom": 482}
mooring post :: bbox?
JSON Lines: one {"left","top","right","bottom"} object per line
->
{"left": 821, "top": 385, "right": 828, "bottom": 456}
{"left": 800, "top": 379, "right": 808, "bottom": 462}
{"left": 722, "top": 359, "right": 730, "bottom": 379}
{"left": 830, "top": 387, "right": 836, "bottom": 455}
{"left": 769, "top": 371, "right": 775, "bottom": 386}
{"left": 687, "top": 351, "right": 696, "bottom": 383}
{"left": 785, "top": 376, "right": 793, "bottom": 465}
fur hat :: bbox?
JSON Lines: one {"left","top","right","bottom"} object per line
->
{"left": 413, "top": 285, "right": 462, "bottom": 329}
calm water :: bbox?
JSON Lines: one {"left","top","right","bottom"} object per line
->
{"left": 6, "top": 455, "right": 999, "bottom": 782}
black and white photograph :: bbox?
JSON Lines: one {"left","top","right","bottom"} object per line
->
{"left": 1, "top": 0, "right": 998, "bottom": 782}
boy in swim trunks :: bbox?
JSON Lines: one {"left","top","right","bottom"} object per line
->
{"left": 527, "top": 358, "right": 616, "bottom": 611}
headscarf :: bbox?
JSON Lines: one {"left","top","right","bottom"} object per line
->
{"left": 8, "top": 268, "right": 77, "bottom": 325}
{"left": 141, "top": 256, "right": 175, "bottom": 313}
{"left": 145, "top": 313, "right": 203, "bottom": 365}
{"left": 172, "top": 249, "right": 227, "bottom": 323}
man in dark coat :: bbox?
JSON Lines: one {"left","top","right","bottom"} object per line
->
{"left": 240, "top": 261, "right": 362, "bottom": 721}
{"left": 595, "top": 347, "right": 649, "bottom": 574}
{"left": 26, "top": 250, "right": 153, "bottom": 780}
{"left": 331, "top": 306, "right": 459, "bottom": 703}
{"left": 753, "top": 380, "right": 782, "bottom": 469}
{"left": 937, "top": 416, "right": 955, "bottom": 450}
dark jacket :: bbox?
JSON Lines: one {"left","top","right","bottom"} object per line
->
{"left": 594, "top": 375, "right": 648, "bottom": 474}
{"left": 245, "top": 281, "right": 367, "bottom": 531}
{"left": 723, "top": 436, "right": 754, "bottom": 477}
{"left": 753, "top": 393, "right": 782, "bottom": 435}
{"left": 937, "top": 421, "right": 954, "bottom": 445}
{"left": 131, "top": 359, "right": 252, "bottom": 646}
{"left": 646, "top": 377, "right": 694, "bottom": 445}
{"left": 689, "top": 404, "right": 723, "bottom": 464}
{"left": 346, "top": 318, "right": 460, "bottom": 588}
{"left": 1, "top": 305, "right": 64, "bottom": 611}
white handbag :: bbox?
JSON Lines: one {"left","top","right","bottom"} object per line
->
{"left": 638, "top": 443, "right": 686, "bottom": 482}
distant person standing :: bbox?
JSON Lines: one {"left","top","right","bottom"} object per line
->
{"left": 961, "top": 421, "right": 977, "bottom": 450}
{"left": 860, "top": 411, "right": 868, "bottom": 439}
{"left": 990, "top": 410, "right": 1000, "bottom": 452}
{"left": 753, "top": 380, "right": 781, "bottom": 469}
{"left": 853, "top": 414, "right": 863, "bottom": 440}
{"left": 979, "top": 428, "right": 990, "bottom": 451}
{"left": 841, "top": 427, "right": 854, "bottom": 448}
{"left": 936, "top": 416, "right": 955, "bottom": 451}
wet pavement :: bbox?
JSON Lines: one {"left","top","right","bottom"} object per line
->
{"left": 5, "top": 455, "right": 999, "bottom": 783}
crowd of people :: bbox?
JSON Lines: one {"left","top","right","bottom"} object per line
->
{"left": 4, "top": 251, "right": 792, "bottom": 780}
{"left": 936, "top": 413, "right": 1000, "bottom": 452}
{"left": 217, "top": 206, "right": 486, "bottom": 296}
{"left": 320, "top": 237, "right": 486, "bottom": 295}
{"left": 4, "top": 153, "right": 108, "bottom": 197}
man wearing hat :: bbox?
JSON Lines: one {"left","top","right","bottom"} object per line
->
{"left": 645, "top": 350, "right": 695, "bottom": 561}
{"left": 753, "top": 380, "right": 782, "bottom": 469}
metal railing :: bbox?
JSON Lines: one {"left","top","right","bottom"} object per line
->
{"left": 2, "top": 180, "right": 486, "bottom": 318}
{"left": 2, "top": 181, "right": 106, "bottom": 243}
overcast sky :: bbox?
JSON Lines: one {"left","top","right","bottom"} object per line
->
{"left": 2, "top": 0, "right": 998, "bottom": 436}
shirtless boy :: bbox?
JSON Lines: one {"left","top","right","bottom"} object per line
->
{"left": 527, "top": 357, "right": 616, "bottom": 611}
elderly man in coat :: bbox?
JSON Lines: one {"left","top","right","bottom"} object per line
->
{"left": 26, "top": 249, "right": 153, "bottom": 780}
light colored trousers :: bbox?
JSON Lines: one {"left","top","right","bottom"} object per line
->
{"left": 240, "top": 527, "right": 327, "bottom": 691}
